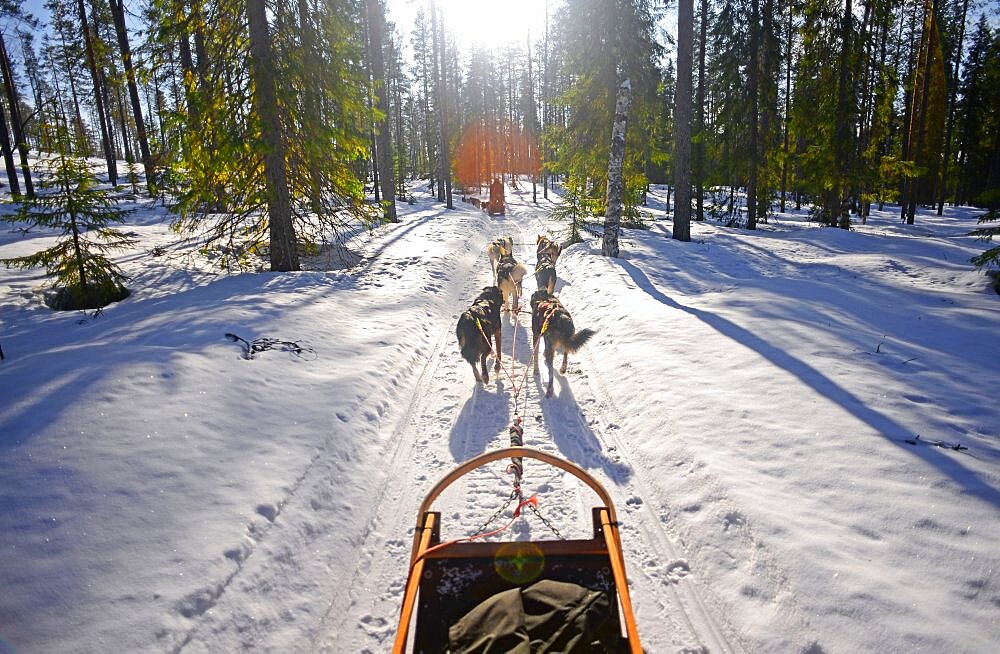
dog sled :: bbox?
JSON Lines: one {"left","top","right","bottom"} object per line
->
{"left": 392, "top": 447, "right": 642, "bottom": 653}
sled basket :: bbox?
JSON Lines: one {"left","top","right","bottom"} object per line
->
{"left": 392, "top": 447, "right": 642, "bottom": 653}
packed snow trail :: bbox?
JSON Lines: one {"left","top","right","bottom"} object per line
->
{"left": 6, "top": 179, "right": 996, "bottom": 654}
{"left": 173, "top": 187, "right": 743, "bottom": 652}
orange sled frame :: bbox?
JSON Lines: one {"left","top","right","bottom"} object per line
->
{"left": 392, "top": 447, "right": 642, "bottom": 653}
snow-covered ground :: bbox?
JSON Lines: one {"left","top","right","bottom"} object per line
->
{"left": 1, "top": 179, "right": 997, "bottom": 653}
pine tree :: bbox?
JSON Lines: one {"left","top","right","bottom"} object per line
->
{"left": 1, "top": 138, "right": 134, "bottom": 310}
{"left": 674, "top": 0, "right": 694, "bottom": 241}
{"left": 247, "top": 0, "right": 297, "bottom": 271}
{"left": 109, "top": 0, "right": 154, "bottom": 196}
{"left": 970, "top": 204, "right": 999, "bottom": 291}
{"left": 955, "top": 15, "right": 999, "bottom": 207}
{"left": 0, "top": 3, "right": 36, "bottom": 197}
{"left": 76, "top": 0, "right": 118, "bottom": 187}
{"left": 148, "top": 0, "right": 376, "bottom": 271}
{"left": 551, "top": 0, "right": 664, "bottom": 213}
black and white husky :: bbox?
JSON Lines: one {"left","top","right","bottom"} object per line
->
{"left": 456, "top": 286, "right": 503, "bottom": 384}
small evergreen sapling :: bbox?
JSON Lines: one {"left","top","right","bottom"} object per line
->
{"left": 970, "top": 192, "right": 1000, "bottom": 292}
{"left": 2, "top": 152, "right": 135, "bottom": 310}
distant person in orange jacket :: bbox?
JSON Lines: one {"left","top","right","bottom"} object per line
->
{"left": 488, "top": 177, "right": 505, "bottom": 215}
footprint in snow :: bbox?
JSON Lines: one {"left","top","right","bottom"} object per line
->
{"left": 256, "top": 503, "right": 278, "bottom": 522}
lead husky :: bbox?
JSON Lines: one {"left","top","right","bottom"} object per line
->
{"left": 486, "top": 236, "right": 514, "bottom": 281}
{"left": 496, "top": 252, "right": 528, "bottom": 313}
{"left": 536, "top": 234, "right": 562, "bottom": 264}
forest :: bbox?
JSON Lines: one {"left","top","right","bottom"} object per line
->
{"left": 2, "top": 3, "right": 999, "bottom": 651}
{"left": 0, "top": 0, "right": 998, "bottom": 297}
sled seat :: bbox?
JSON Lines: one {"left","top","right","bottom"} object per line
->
{"left": 392, "top": 447, "right": 642, "bottom": 653}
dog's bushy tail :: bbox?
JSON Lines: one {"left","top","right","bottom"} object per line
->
{"left": 565, "top": 327, "right": 595, "bottom": 353}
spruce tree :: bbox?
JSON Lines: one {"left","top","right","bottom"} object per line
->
{"left": 970, "top": 203, "right": 999, "bottom": 292}
{"left": 551, "top": 0, "right": 664, "bottom": 212}
{"left": 2, "top": 142, "right": 134, "bottom": 310}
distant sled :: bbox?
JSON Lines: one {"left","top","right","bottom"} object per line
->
{"left": 392, "top": 447, "right": 642, "bottom": 653}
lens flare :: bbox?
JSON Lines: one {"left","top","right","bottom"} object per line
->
{"left": 494, "top": 541, "right": 545, "bottom": 585}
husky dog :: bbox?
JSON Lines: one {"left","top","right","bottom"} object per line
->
{"left": 534, "top": 252, "right": 557, "bottom": 294}
{"left": 536, "top": 234, "right": 562, "bottom": 264}
{"left": 456, "top": 286, "right": 503, "bottom": 384}
{"left": 496, "top": 251, "right": 528, "bottom": 313}
{"left": 486, "top": 235, "right": 514, "bottom": 280}
{"left": 530, "top": 290, "right": 595, "bottom": 397}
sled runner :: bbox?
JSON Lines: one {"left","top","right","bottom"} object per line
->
{"left": 392, "top": 447, "right": 642, "bottom": 653}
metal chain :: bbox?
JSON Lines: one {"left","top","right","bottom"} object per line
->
{"left": 527, "top": 501, "right": 566, "bottom": 540}
{"left": 474, "top": 488, "right": 519, "bottom": 536}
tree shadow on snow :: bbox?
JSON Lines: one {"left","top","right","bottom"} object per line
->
{"left": 617, "top": 258, "right": 1000, "bottom": 508}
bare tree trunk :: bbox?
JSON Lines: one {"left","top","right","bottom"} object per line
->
{"left": 247, "top": 0, "right": 298, "bottom": 272}
{"left": 0, "top": 33, "right": 33, "bottom": 197}
{"left": 747, "top": 0, "right": 761, "bottom": 230}
{"left": 430, "top": 0, "right": 444, "bottom": 202}
{"left": 77, "top": 0, "right": 118, "bottom": 187}
{"left": 833, "top": 0, "right": 854, "bottom": 229}
{"left": 906, "top": 0, "right": 940, "bottom": 225}
{"left": 780, "top": 1, "right": 792, "bottom": 212}
{"left": 673, "top": 0, "right": 694, "bottom": 241}
{"left": 603, "top": 79, "right": 632, "bottom": 258}
{"left": 366, "top": 0, "right": 398, "bottom": 222}
{"left": 899, "top": 0, "right": 919, "bottom": 222}
{"left": 431, "top": 1, "right": 452, "bottom": 208}
{"left": 938, "top": 0, "right": 968, "bottom": 213}
{"left": 110, "top": 0, "right": 154, "bottom": 195}
{"left": 0, "top": 96, "right": 20, "bottom": 194}
{"left": 543, "top": 0, "right": 550, "bottom": 199}
{"left": 695, "top": 0, "right": 707, "bottom": 221}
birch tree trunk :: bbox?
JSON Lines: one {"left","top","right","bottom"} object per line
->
{"left": 247, "top": 0, "right": 299, "bottom": 272}
{"left": 603, "top": 78, "right": 631, "bottom": 258}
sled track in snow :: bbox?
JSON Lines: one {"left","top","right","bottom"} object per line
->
{"left": 315, "top": 218, "right": 543, "bottom": 651}
{"left": 508, "top": 201, "right": 745, "bottom": 652}
{"left": 318, "top": 201, "right": 743, "bottom": 652}
{"left": 173, "top": 196, "right": 742, "bottom": 652}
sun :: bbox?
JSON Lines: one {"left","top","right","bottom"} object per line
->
{"left": 435, "top": 0, "right": 548, "bottom": 51}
